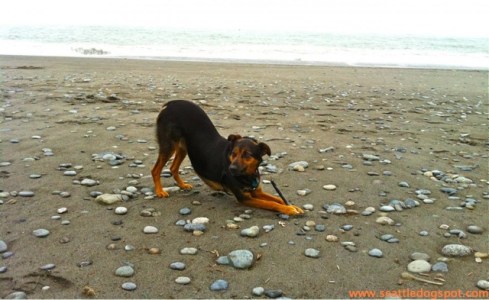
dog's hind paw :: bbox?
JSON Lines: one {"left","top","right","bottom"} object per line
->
{"left": 178, "top": 183, "right": 193, "bottom": 190}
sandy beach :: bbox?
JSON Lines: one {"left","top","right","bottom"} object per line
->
{"left": 1, "top": 55, "right": 488, "bottom": 299}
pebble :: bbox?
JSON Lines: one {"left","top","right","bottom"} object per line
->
{"left": 115, "top": 207, "right": 128, "bottom": 215}
{"left": 297, "top": 189, "right": 312, "bottom": 196}
{"left": 40, "top": 263, "right": 56, "bottom": 270}
{"left": 305, "top": 248, "right": 320, "bottom": 258}
{"left": 184, "top": 223, "right": 206, "bottom": 232}
{"left": 192, "top": 217, "right": 209, "bottom": 224}
{"left": 33, "top": 229, "right": 50, "bottom": 237}
{"left": 148, "top": 247, "right": 161, "bottom": 254}
{"left": 380, "top": 205, "right": 395, "bottom": 212}
{"left": 18, "top": 191, "right": 35, "bottom": 197}
{"left": 210, "top": 279, "right": 229, "bottom": 291}
{"left": 180, "top": 247, "right": 198, "bottom": 255}
{"left": 115, "top": 265, "right": 134, "bottom": 277}
{"left": 143, "top": 226, "right": 158, "bottom": 234}
{"left": 228, "top": 249, "right": 255, "bottom": 269}
{"left": 477, "top": 280, "right": 489, "bottom": 290}
{"left": 0, "top": 240, "right": 7, "bottom": 253}
{"left": 315, "top": 224, "right": 326, "bottom": 232}
{"left": 264, "top": 289, "right": 284, "bottom": 298}
{"left": 121, "top": 282, "right": 137, "bottom": 291}
{"left": 175, "top": 276, "right": 191, "bottom": 285}
{"left": 323, "top": 184, "right": 337, "bottom": 191}
{"left": 179, "top": 207, "right": 191, "bottom": 215}
{"left": 398, "top": 181, "right": 410, "bottom": 188}
{"left": 217, "top": 256, "right": 230, "bottom": 265}
{"left": 57, "top": 207, "right": 68, "bottom": 214}
{"left": 5, "top": 291, "right": 27, "bottom": 299}
{"left": 326, "top": 235, "right": 338, "bottom": 242}
{"left": 404, "top": 198, "right": 418, "bottom": 208}
{"left": 288, "top": 161, "right": 308, "bottom": 170}
{"left": 241, "top": 226, "right": 260, "bottom": 237}
{"left": 441, "top": 244, "right": 472, "bottom": 257}
{"left": 376, "top": 216, "right": 395, "bottom": 225}
{"left": 324, "top": 203, "right": 346, "bottom": 214}
{"left": 252, "top": 287, "right": 265, "bottom": 296}
{"left": 440, "top": 187, "right": 457, "bottom": 195}
{"left": 407, "top": 260, "right": 432, "bottom": 273}
{"left": 170, "top": 262, "right": 186, "bottom": 270}
{"left": 303, "top": 204, "right": 314, "bottom": 211}
{"left": 64, "top": 170, "right": 77, "bottom": 176}
{"left": 380, "top": 234, "right": 394, "bottom": 241}
{"left": 368, "top": 248, "right": 383, "bottom": 258}
{"left": 95, "top": 194, "right": 123, "bottom": 205}
{"left": 467, "top": 225, "right": 483, "bottom": 234}
{"left": 362, "top": 153, "right": 380, "bottom": 161}
{"left": 362, "top": 207, "right": 376, "bottom": 216}
{"left": 431, "top": 261, "right": 448, "bottom": 272}
{"left": 410, "top": 252, "right": 430, "bottom": 261}
{"left": 80, "top": 178, "right": 97, "bottom": 187}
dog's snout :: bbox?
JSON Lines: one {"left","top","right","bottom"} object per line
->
{"left": 229, "top": 164, "right": 242, "bottom": 175}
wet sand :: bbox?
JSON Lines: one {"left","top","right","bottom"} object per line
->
{"left": 0, "top": 55, "right": 488, "bottom": 299}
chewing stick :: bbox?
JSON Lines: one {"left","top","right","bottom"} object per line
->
{"left": 270, "top": 180, "right": 291, "bottom": 206}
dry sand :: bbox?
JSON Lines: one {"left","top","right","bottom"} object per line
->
{"left": 0, "top": 55, "right": 488, "bottom": 299}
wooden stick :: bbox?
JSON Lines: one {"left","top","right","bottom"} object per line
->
{"left": 270, "top": 180, "right": 291, "bottom": 206}
{"left": 401, "top": 272, "right": 444, "bottom": 286}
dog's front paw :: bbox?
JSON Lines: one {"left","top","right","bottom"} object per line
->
{"left": 155, "top": 189, "right": 170, "bottom": 198}
{"left": 281, "top": 204, "right": 304, "bottom": 216}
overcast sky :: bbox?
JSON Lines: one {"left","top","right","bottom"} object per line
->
{"left": 1, "top": 0, "right": 487, "bottom": 37}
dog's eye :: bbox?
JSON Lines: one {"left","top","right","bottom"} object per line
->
{"left": 242, "top": 152, "right": 251, "bottom": 159}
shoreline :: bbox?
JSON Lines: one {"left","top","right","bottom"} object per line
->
{"left": 1, "top": 54, "right": 488, "bottom": 71}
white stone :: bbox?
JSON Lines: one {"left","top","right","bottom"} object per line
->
{"left": 57, "top": 207, "right": 68, "bottom": 214}
{"left": 305, "top": 248, "right": 320, "bottom": 258}
{"left": 95, "top": 194, "right": 123, "bottom": 205}
{"left": 175, "top": 276, "right": 191, "bottom": 285}
{"left": 115, "top": 207, "right": 128, "bottom": 215}
{"left": 376, "top": 216, "right": 395, "bottom": 225}
{"left": 180, "top": 247, "right": 198, "bottom": 255}
{"left": 441, "top": 244, "right": 472, "bottom": 257}
{"left": 192, "top": 217, "right": 209, "bottom": 224}
{"left": 126, "top": 186, "right": 138, "bottom": 193}
{"left": 241, "top": 226, "right": 260, "bottom": 237}
{"left": 477, "top": 280, "right": 489, "bottom": 290}
{"left": 407, "top": 260, "right": 432, "bottom": 273}
{"left": 143, "top": 226, "right": 158, "bottom": 234}
{"left": 323, "top": 184, "right": 337, "bottom": 191}
{"left": 81, "top": 178, "right": 98, "bottom": 186}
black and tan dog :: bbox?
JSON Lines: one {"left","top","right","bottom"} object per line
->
{"left": 151, "top": 100, "right": 303, "bottom": 215}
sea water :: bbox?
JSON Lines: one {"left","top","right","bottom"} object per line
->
{"left": 0, "top": 25, "right": 488, "bottom": 69}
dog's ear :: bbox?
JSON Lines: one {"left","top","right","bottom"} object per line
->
{"left": 258, "top": 142, "right": 271, "bottom": 157}
{"left": 227, "top": 134, "right": 242, "bottom": 144}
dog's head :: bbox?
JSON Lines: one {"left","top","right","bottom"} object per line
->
{"left": 227, "top": 134, "right": 271, "bottom": 176}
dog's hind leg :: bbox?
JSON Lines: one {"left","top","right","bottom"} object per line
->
{"left": 169, "top": 142, "right": 193, "bottom": 190}
{"left": 152, "top": 145, "right": 174, "bottom": 198}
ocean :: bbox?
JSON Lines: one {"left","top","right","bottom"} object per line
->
{"left": 1, "top": 25, "right": 488, "bottom": 69}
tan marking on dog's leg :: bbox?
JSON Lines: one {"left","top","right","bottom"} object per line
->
{"left": 169, "top": 145, "right": 193, "bottom": 190}
{"left": 152, "top": 152, "right": 171, "bottom": 197}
